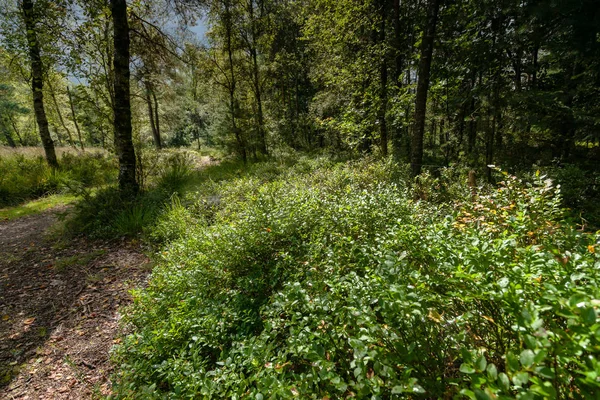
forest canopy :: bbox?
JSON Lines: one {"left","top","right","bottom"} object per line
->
{"left": 0, "top": 0, "right": 598, "bottom": 174}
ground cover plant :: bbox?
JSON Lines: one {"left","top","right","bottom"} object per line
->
{"left": 110, "top": 159, "right": 600, "bottom": 399}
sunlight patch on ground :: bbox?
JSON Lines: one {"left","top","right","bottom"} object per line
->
{"left": 0, "top": 194, "right": 77, "bottom": 221}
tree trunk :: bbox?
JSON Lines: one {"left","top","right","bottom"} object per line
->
{"left": 486, "top": 108, "right": 495, "bottom": 182}
{"left": 47, "top": 78, "right": 76, "bottom": 149}
{"left": 144, "top": 80, "right": 162, "bottom": 149}
{"left": 248, "top": 0, "right": 267, "bottom": 155}
{"left": 22, "top": 0, "right": 58, "bottom": 168}
{"left": 410, "top": 0, "right": 440, "bottom": 177}
{"left": 378, "top": 0, "right": 388, "bottom": 157}
{"left": 224, "top": 0, "right": 246, "bottom": 163}
{"left": 392, "top": 0, "right": 403, "bottom": 158}
{"left": 145, "top": 86, "right": 159, "bottom": 149}
{"left": 8, "top": 115, "right": 24, "bottom": 145}
{"left": 151, "top": 90, "right": 161, "bottom": 148}
{"left": 111, "top": 0, "right": 138, "bottom": 194}
{"left": 67, "top": 86, "right": 85, "bottom": 150}
{"left": 2, "top": 125, "right": 17, "bottom": 147}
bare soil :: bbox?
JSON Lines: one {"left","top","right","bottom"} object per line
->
{"left": 0, "top": 208, "right": 150, "bottom": 399}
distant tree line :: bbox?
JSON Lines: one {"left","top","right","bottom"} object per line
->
{"left": 0, "top": 0, "right": 598, "bottom": 191}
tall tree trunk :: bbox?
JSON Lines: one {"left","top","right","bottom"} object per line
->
{"left": 67, "top": 86, "right": 85, "bottom": 150}
{"left": 467, "top": 73, "right": 478, "bottom": 161}
{"left": 410, "top": 0, "right": 440, "bottom": 177}
{"left": 151, "top": 90, "right": 161, "bottom": 147}
{"left": 111, "top": 0, "right": 138, "bottom": 193}
{"left": 224, "top": 0, "right": 246, "bottom": 163}
{"left": 47, "top": 78, "right": 76, "bottom": 149}
{"left": 248, "top": 0, "right": 267, "bottom": 155}
{"left": 378, "top": 0, "right": 388, "bottom": 157}
{"left": 485, "top": 108, "right": 495, "bottom": 182}
{"left": 392, "top": 0, "right": 403, "bottom": 158}
{"left": 144, "top": 80, "right": 161, "bottom": 149}
{"left": 145, "top": 86, "right": 159, "bottom": 148}
{"left": 8, "top": 115, "right": 25, "bottom": 145}
{"left": 22, "top": 0, "right": 58, "bottom": 168}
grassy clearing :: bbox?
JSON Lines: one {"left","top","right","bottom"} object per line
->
{"left": 0, "top": 146, "right": 107, "bottom": 158}
{"left": 0, "top": 149, "right": 116, "bottom": 208}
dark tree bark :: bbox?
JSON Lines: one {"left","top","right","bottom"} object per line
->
{"left": 223, "top": 0, "right": 246, "bottom": 163}
{"left": 467, "top": 72, "right": 478, "bottom": 159}
{"left": 151, "top": 90, "right": 161, "bottom": 147}
{"left": 111, "top": 0, "right": 138, "bottom": 193}
{"left": 67, "top": 86, "right": 85, "bottom": 150}
{"left": 391, "top": 0, "right": 403, "bottom": 158}
{"left": 410, "top": 0, "right": 440, "bottom": 177}
{"left": 248, "top": 0, "right": 267, "bottom": 155}
{"left": 378, "top": 0, "right": 388, "bottom": 157}
{"left": 22, "top": 0, "right": 58, "bottom": 168}
{"left": 144, "top": 80, "right": 162, "bottom": 149}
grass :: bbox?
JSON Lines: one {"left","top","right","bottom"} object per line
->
{"left": 0, "top": 193, "right": 77, "bottom": 221}
{"left": 0, "top": 146, "right": 107, "bottom": 158}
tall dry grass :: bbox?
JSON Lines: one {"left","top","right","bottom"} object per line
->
{"left": 0, "top": 146, "right": 107, "bottom": 159}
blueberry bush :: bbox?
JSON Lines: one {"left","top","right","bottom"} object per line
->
{"left": 111, "top": 160, "right": 599, "bottom": 399}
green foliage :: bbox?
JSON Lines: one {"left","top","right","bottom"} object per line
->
{"left": 68, "top": 150, "right": 198, "bottom": 238}
{"left": 0, "top": 151, "right": 115, "bottom": 207}
{"left": 110, "top": 160, "right": 600, "bottom": 398}
{"left": 540, "top": 164, "right": 600, "bottom": 229}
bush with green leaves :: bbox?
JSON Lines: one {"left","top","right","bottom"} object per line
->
{"left": 111, "top": 161, "right": 599, "bottom": 399}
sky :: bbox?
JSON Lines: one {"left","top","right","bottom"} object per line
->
{"left": 188, "top": 18, "right": 208, "bottom": 43}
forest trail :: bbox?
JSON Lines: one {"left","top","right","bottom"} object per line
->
{"left": 0, "top": 208, "right": 151, "bottom": 399}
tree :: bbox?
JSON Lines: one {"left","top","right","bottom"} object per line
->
{"left": 111, "top": 0, "right": 138, "bottom": 193}
{"left": 0, "top": 83, "right": 27, "bottom": 147}
{"left": 410, "top": 0, "right": 440, "bottom": 177}
{"left": 21, "top": 0, "right": 58, "bottom": 167}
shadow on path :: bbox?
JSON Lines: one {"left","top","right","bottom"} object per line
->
{"left": 0, "top": 209, "right": 150, "bottom": 399}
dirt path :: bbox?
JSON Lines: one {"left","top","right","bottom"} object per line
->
{"left": 0, "top": 209, "right": 151, "bottom": 399}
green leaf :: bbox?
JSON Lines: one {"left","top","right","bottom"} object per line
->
{"left": 391, "top": 386, "right": 404, "bottom": 394}
{"left": 498, "top": 372, "right": 510, "bottom": 392}
{"left": 474, "top": 389, "right": 493, "bottom": 400}
{"left": 536, "top": 366, "right": 555, "bottom": 379}
{"left": 512, "top": 372, "right": 529, "bottom": 387}
{"left": 486, "top": 363, "right": 498, "bottom": 381}
{"left": 582, "top": 307, "right": 597, "bottom": 325}
{"left": 412, "top": 384, "right": 425, "bottom": 394}
{"left": 475, "top": 355, "right": 487, "bottom": 372}
{"left": 520, "top": 349, "right": 535, "bottom": 368}
{"left": 460, "top": 363, "right": 476, "bottom": 374}
{"left": 507, "top": 352, "right": 520, "bottom": 372}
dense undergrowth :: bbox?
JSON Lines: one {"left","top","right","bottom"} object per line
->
{"left": 0, "top": 151, "right": 116, "bottom": 208}
{"left": 107, "top": 158, "right": 599, "bottom": 399}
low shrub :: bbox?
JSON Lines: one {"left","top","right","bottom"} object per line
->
{"left": 110, "top": 161, "right": 600, "bottom": 399}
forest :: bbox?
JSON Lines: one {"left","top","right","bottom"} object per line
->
{"left": 0, "top": 0, "right": 599, "bottom": 398}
